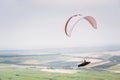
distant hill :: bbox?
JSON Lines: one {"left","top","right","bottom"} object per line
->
{"left": 0, "top": 45, "right": 120, "bottom": 55}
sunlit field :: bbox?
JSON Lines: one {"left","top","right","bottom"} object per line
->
{"left": 0, "top": 66, "right": 120, "bottom": 80}
{"left": 0, "top": 50, "right": 120, "bottom": 80}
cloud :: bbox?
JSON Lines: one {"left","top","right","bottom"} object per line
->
{"left": 31, "top": 0, "right": 119, "bottom": 7}
{"left": 0, "top": 0, "right": 119, "bottom": 8}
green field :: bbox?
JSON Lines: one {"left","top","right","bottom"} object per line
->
{"left": 0, "top": 51, "right": 120, "bottom": 80}
{"left": 0, "top": 67, "right": 120, "bottom": 80}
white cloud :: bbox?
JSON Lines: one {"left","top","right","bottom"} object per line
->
{"left": 0, "top": 0, "right": 120, "bottom": 49}
{"left": 0, "top": 0, "right": 119, "bottom": 8}
{"left": 31, "top": 0, "right": 119, "bottom": 7}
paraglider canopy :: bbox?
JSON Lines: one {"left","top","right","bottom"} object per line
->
{"left": 64, "top": 14, "right": 97, "bottom": 37}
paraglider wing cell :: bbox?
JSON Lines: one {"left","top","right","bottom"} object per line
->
{"left": 83, "top": 16, "right": 97, "bottom": 29}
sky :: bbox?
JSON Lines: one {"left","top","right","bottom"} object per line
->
{"left": 0, "top": 0, "right": 120, "bottom": 50}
